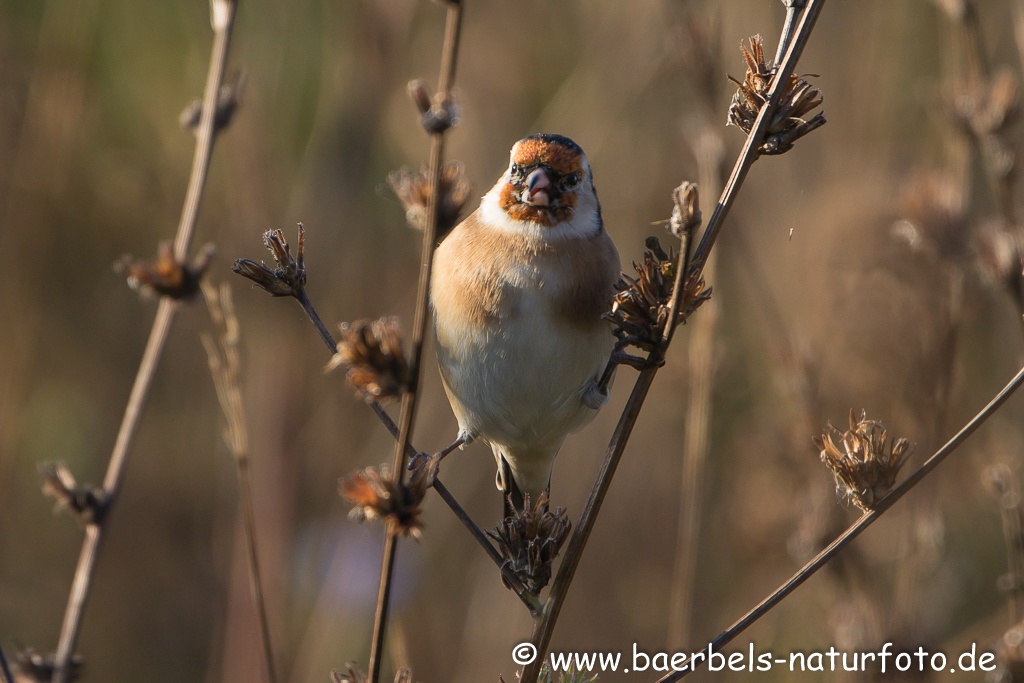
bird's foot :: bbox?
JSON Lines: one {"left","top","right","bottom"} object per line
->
{"left": 612, "top": 349, "right": 664, "bottom": 371}
{"left": 407, "top": 431, "right": 474, "bottom": 472}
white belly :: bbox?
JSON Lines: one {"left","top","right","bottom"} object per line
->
{"left": 435, "top": 290, "right": 612, "bottom": 456}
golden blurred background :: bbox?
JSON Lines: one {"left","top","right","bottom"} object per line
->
{"left": 4, "top": 0, "right": 1024, "bottom": 681}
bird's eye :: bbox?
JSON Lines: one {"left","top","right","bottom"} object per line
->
{"left": 510, "top": 162, "right": 519, "bottom": 176}
{"left": 563, "top": 173, "right": 580, "bottom": 189}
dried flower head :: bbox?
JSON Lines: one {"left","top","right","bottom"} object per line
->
{"left": 406, "top": 79, "right": 458, "bottom": 134}
{"left": 14, "top": 646, "right": 84, "bottom": 682}
{"left": 487, "top": 492, "right": 571, "bottom": 595}
{"left": 814, "top": 410, "right": 915, "bottom": 511}
{"left": 929, "top": 0, "right": 970, "bottom": 21}
{"left": 115, "top": 242, "right": 215, "bottom": 300}
{"left": 387, "top": 162, "right": 472, "bottom": 238}
{"left": 232, "top": 224, "right": 306, "bottom": 298}
{"left": 38, "top": 462, "right": 107, "bottom": 525}
{"left": 326, "top": 317, "right": 411, "bottom": 403}
{"left": 976, "top": 221, "right": 1024, "bottom": 305}
{"left": 950, "top": 66, "right": 1020, "bottom": 139}
{"left": 892, "top": 173, "right": 969, "bottom": 262}
{"left": 727, "top": 35, "right": 826, "bottom": 155}
{"left": 179, "top": 72, "right": 245, "bottom": 134}
{"left": 331, "top": 664, "right": 416, "bottom": 683}
{"left": 604, "top": 237, "right": 711, "bottom": 353}
{"left": 668, "top": 182, "right": 702, "bottom": 240}
{"left": 505, "top": 663, "right": 598, "bottom": 683}
{"left": 338, "top": 458, "right": 436, "bottom": 539}
{"left": 990, "top": 622, "right": 1024, "bottom": 683}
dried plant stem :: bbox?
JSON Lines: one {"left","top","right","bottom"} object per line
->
{"left": 668, "top": 139, "right": 725, "bottom": 648}
{"left": 432, "top": 479, "right": 542, "bottom": 615}
{"left": 658, "top": 363, "right": 1024, "bottom": 682}
{"left": 367, "top": 4, "right": 462, "bottom": 682}
{"left": 691, "top": 0, "right": 826, "bottom": 275}
{"left": 238, "top": 458, "right": 278, "bottom": 683}
{"left": 521, "top": 5, "right": 827, "bottom": 681}
{"left": 51, "top": 3, "right": 237, "bottom": 680}
{"left": 0, "top": 643, "right": 13, "bottom": 683}
{"left": 296, "top": 290, "right": 339, "bottom": 355}
{"left": 774, "top": 0, "right": 807, "bottom": 65}
{"left": 521, "top": 366, "right": 659, "bottom": 683}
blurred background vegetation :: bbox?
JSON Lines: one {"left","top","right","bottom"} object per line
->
{"left": 4, "top": 0, "right": 1024, "bottom": 681}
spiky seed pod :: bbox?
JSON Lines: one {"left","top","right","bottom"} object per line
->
{"left": 232, "top": 224, "right": 307, "bottom": 298}
{"left": 487, "top": 492, "right": 571, "bottom": 595}
{"left": 387, "top": 161, "right": 473, "bottom": 239}
{"left": 814, "top": 410, "right": 915, "bottom": 511}
{"left": 116, "top": 242, "right": 215, "bottom": 301}
{"left": 326, "top": 317, "right": 411, "bottom": 403}
{"left": 727, "top": 35, "right": 826, "bottom": 156}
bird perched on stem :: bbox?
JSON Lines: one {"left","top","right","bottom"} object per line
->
{"left": 431, "top": 134, "right": 620, "bottom": 515}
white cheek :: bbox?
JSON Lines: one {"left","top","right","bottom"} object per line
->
{"left": 480, "top": 181, "right": 601, "bottom": 242}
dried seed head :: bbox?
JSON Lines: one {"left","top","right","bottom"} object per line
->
{"left": 991, "top": 622, "right": 1024, "bottom": 683}
{"left": 115, "top": 242, "right": 215, "bottom": 300}
{"left": 604, "top": 236, "right": 711, "bottom": 353}
{"left": 929, "top": 0, "right": 970, "bottom": 21}
{"left": 407, "top": 79, "right": 432, "bottom": 116}
{"left": 727, "top": 35, "right": 826, "bottom": 155}
{"left": 232, "top": 224, "right": 306, "bottom": 298}
{"left": 949, "top": 66, "right": 1020, "bottom": 138}
{"left": 487, "top": 492, "right": 571, "bottom": 595}
{"left": 338, "top": 459, "right": 436, "bottom": 539}
{"left": 331, "top": 665, "right": 417, "bottom": 683}
{"left": 179, "top": 72, "right": 245, "bottom": 134}
{"left": 525, "top": 663, "right": 600, "bottom": 683}
{"left": 14, "top": 646, "right": 84, "bottom": 682}
{"left": 892, "top": 174, "right": 969, "bottom": 262}
{"left": 814, "top": 410, "right": 915, "bottom": 511}
{"left": 976, "top": 221, "right": 1024, "bottom": 304}
{"left": 669, "top": 182, "right": 701, "bottom": 239}
{"left": 387, "top": 162, "right": 473, "bottom": 238}
{"left": 326, "top": 317, "right": 411, "bottom": 403}
{"left": 38, "top": 462, "right": 108, "bottom": 525}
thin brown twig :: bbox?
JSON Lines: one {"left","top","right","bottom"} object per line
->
{"left": 668, "top": 129, "right": 726, "bottom": 649}
{"left": 520, "top": 4, "right": 827, "bottom": 680}
{"left": 50, "top": 2, "right": 238, "bottom": 680}
{"left": 657, "top": 363, "right": 1024, "bottom": 681}
{"left": 774, "top": 0, "right": 807, "bottom": 66}
{"left": 367, "top": 4, "right": 463, "bottom": 682}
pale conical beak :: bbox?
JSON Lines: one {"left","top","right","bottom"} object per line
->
{"left": 525, "top": 167, "right": 552, "bottom": 206}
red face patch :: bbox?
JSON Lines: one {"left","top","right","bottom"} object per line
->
{"left": 512, "top": 139, "right": 585, "bottom": 177}
{"left": 499, "top": 182, "right": 578, "bottom": 226}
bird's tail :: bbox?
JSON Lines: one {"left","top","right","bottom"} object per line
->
{"left": 498, "top": 455, "right": 524, "bottom": 518}
{"left": 493, "top": 445, "right": 558, "bottom": 515}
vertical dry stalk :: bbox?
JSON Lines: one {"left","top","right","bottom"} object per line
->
{"left": 50, "top": 2, "right": 239, "bottom": 680}
{"left": 667, "top": 130, "right": 726, "bottom": 649}
{"left": 0, "top": 643, "right": 12, "bottom": 683}
{"left": 201, "top": 281, "right": 278, "bottom": 683}
{"left": 658, "top": 364, "right": 1024, "bottom": 681}
{"left": 367, "top": 3, "right": 463, "bottom": 683}
{"left": 520, "top": 3, "right": 827, "bottom": 681}
{"left": 990, "top": 464, "right": 1024, "bottom": 623}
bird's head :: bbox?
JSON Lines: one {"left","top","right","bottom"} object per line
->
{"left": 481, "top": 134, "right": 601, "bottom": 239}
